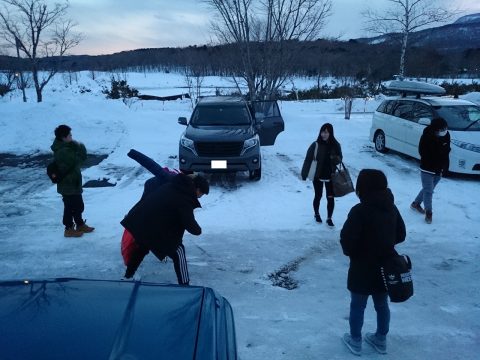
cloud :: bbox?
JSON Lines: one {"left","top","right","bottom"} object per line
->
{"left": 66, "top": 0, "right": 480, "bottom": 55}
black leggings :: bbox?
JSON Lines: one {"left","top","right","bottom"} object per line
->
{"left": 313, "top": 179, "right": 334, "bottom": 218}
{"left": 62, "top": 194, "right": 84, "bottom": 228}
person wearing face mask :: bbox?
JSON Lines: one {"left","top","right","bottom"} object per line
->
{"left": 410, "top": 117, "right": 451, "bottom": 224}
{"left": 301, "top": 123, "right": 343, "bottom": 226}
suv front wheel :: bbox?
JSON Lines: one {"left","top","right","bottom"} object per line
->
{"left": 374, "top": 130, "right": 388, "bottom": 153}
{"left": 249, "top": 166, "right": 261, "bottom": 181}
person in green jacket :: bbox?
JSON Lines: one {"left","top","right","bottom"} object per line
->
{"left": 51, "top": 125, "right": 94, "bottom": 237}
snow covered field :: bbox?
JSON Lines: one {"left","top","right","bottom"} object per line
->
{"left": 1, "top": 72, "right": 479, "bottom": 359}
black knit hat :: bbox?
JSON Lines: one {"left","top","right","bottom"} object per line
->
{"left": 54, "top": 124, "right": 71, "bottom": 139}
{"left": 430, "top": 117, "right": 447, "bottom": 131}
{"left": 355, "top": 169, "right": 387, "bottom": 200}
{"left": 193, "top": 175, "right": 209, "bottom": 195}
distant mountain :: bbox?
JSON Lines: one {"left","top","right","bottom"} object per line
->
{"left": 455, "top": 13, "right": 480, "bottom": 25}
{"left": 355, "top": 13, "right": 480, "bottom": 53}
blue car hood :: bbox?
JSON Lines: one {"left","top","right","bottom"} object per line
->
{"left": 0, "top": 278, "right": 234, "bottom": 360}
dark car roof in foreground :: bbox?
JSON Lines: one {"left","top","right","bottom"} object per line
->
{"left": 0, "top": 278, "right": 236, "bottom": 360}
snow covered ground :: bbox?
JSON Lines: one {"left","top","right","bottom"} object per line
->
{"left": 1, "top": 72, "right": 479, "bottom": 359}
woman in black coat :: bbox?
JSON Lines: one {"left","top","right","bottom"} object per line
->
{"left": 340, "top": 169, "right": 406, "bottom": 355}
{"left": 301, "top": 123, "right": 342, "bottom": 226}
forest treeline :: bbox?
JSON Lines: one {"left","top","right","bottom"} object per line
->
{"left": 1, "top": 39, "right": 479, "bottom": 84}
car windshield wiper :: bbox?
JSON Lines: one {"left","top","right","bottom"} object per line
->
{"left": 463, "top": 119, "right": 480, "bottom": 130}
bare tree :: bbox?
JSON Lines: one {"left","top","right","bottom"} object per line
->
{"left": 206, "top": 0, "right": 332, "bottom": 99}
{"left": 363, "top": 0, "right": 455, "bottom": 77}
{"left": 184, "top": 65, "right": 204, "bottom": 108}
{"left": 0, "top": 0, "right": 82, "bottom": 102}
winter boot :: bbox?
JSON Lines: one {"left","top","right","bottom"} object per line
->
{"left": 77, "top": 222, "right": 95, "bottom": 233}
{"left": 425, "top": 211, "right": 432, "bottom": 224}
{"left": 342, "top": 333, "right": 361, "bottom": 356}
{"left": 365, "top": 332, "right": 387, "bottom": 354}
{"left": 124, "top": 266, "right": 136, "bottom": 279}
{"left": 314, "top": 214, "right": 322, "bottom": 223}
{"left": 64, "top": 227, "right": 83, "bottom": 238}
{"left": 410, "top": 201, "right": 425, "bottom": 214}
{"left": 326, "top": 218, "right": 334, "bottom": 227}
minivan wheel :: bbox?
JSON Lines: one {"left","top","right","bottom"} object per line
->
{"left": 249, "top": 166, "right": 261, "bottom": 181}
{"left": 374, "top": 131, "right": 388, "bottom": 153}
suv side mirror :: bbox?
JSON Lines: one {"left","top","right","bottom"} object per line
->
{"left": 178, "top": 117, "right": 188, "bottom": 126}
{"left": 418, "top": 118, "right": 431, "bottom": 126}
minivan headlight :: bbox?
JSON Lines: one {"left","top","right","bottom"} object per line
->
{"left": 451, "top": 139, "right": 480, "bottom": 153}
{"left": 242, "top": 135, "right": 259, "bottom": 154}
{"left": 180, "top": 135, "right": 197, "bottom": 155}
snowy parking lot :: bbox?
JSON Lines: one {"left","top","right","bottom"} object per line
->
{"left": 1, "top": 72, "right": 479, "bottom": 359}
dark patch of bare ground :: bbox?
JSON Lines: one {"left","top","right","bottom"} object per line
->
{"left": 0, "top": 152, "right": 107, "bottom": 169}
{"left": 268, "top": 256, "right": 307, "bottom": 290}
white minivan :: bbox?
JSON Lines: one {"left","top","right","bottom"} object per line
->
{"left": 370, "top": 95, "right": 480, "bottom": 174}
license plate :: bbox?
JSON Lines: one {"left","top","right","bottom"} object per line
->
{"left": 211, "top": 160, "right": 227, "bottom": 169}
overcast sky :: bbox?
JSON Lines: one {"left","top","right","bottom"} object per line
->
{"left": 67, "top": 0, "right": 480, "bottom": 56}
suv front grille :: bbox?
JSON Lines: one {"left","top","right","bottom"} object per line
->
{"left": 195, "top": 142, "right": 244, "bottom": 157}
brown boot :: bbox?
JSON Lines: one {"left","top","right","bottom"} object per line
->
{"left": 425, "top": 211, "right": 432, "bottom": 224}
{"left": 77, "top": 223, "right": 95, "bottom": 233}
{"left": 410, "top": 201, "right": 425, "bottom": 214}
{"left": 65, "top": 227, "right": 84, "bottom": 238}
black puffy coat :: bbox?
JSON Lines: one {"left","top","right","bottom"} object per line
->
{"left": 121, "top": 174, "right": 201, "bottom": 255}
{"left": 340, "top": 189, "right": 406, "bottom": 294}
{"left": 419, "top": 126, "right": 451, "bottom": 175}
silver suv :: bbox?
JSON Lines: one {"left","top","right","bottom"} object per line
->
{"left": 178, "top": 96, "right": 284, "bottom": 180}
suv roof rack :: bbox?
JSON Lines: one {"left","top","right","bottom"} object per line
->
{"left": 196, "top": 95, "right": 246, "bottom": 104}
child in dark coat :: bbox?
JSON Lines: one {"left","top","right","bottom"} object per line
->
{"left": 340, "top": 169, "right": 406, "bottom": 355}
{"left": 121, "top": 159, "right": 209, "bottom": 285}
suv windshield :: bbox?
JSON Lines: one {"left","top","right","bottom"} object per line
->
{"left": 191, "top": 105, "right": 251, "bottom": 126}
{"left": 435, "top": 105, "right": 480, "bottom": 131}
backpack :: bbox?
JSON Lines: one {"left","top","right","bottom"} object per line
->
{"left": 47, "top": 161, "right": 67, "bottom": 184}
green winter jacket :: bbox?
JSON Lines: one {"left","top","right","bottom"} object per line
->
{"left": 51, "top": 139, "right": 87, "bottom": 195}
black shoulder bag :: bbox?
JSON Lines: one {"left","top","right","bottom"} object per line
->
{"left": 381, "top": 254, "right": 414, "bottom": 303}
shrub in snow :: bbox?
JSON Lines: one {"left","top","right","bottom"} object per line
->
{"left": 102, "top": 77, "right": 138, "bottom": 99}
{"left": 0, "top": 83, "right": 12, "bottom": 97}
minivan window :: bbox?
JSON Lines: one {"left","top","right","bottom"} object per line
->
{"left": 377, "top": 100, "right": 394, "bottom": 114}
{"left": 413, "top": 103, "right": 434, "bottom": 122}
{"left": 392, "top": 101, "right": 414, "bottom": 120}
{"left": 384, "top": 100, "right": 397, "bottom": 115}
{"left": 191, "top": 105, "right": 251, "bottom": 126}
{"left": 435, "top": 105, "right": 480, "bottom": 131}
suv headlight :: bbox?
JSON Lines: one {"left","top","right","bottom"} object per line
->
{"left": 451, "top": 139, "right": 480, "bottom": 153}
{"left": 180, "top": 135, "right": 197, "bottom": 155}
{"left": 241, "top": 135, "right": 259, "bottom": 154}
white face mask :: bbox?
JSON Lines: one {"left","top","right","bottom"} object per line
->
{"left": 437, "top": 130, "right": 448, "bottom": 137}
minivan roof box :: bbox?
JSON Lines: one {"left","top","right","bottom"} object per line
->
{"left": 386, "top": 79, "right": 446, "bottom": 97}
